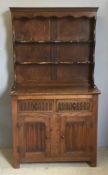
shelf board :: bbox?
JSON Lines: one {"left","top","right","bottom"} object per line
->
{"left": 14, "top": 40, "right": 94, "bottom": 44}
{"left": 15, "top": 61, "right": 94, "bottom": 65}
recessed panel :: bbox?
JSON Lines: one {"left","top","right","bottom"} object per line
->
{"left": 57, "top": 18, "right": 91, "bottom": 41}
{"left": 14, "top": 18, "right": 50, "bottom": 41}
{"left": 25, "top": 122, "right": 46, "bottom": 152}
{"left": 16, "top": 64, "right": 51, "bottom": 83}
{"left": 57, "top": 64, "right": 92, "bottom": 85}
{"left": 58, "top": 43, "right": 92, "bottom": 62}
{"left": 65, "top": 121, "right": 88, "bottom": 152}
{"left": 15, "top": 43, "right": 51, "bottom": 62}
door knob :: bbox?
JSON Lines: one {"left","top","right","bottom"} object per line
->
{"left": 61, "top": 135, "right": 65, "bottom": 139}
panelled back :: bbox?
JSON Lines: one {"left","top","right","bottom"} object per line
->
{"left": 11, "top": 8, "right": 97, "bottom": 87}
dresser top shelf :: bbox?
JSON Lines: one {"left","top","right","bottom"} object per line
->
{"left": 15, "top": 61, "right": 93, "bottom": 65}
{"left": 15, "top": 40, "right": 94, "bottom": 44}
{"left": 10, "top": 7, "right": 98, "bottom": 19}
{"left": 10, "top": 85, "right": 100, "bottom": 96}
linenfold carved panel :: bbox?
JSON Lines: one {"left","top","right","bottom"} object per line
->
{"left": 25, "top": 122, "right": 46, "bottom": 152}
{"left": 65, "top": 121, "right": 89, "bottom": 152}
{"left": 18, "top": 100, "right": 53, "bottom": 112}
{"left": 18, "top": 99, "right": 92, "bottom": 112}
{"left": 56, "top": 99, "right": 92, "bottom": 112}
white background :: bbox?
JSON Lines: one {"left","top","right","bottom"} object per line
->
{"left": 0, "top": 0, "right": 108, "bottom": 147}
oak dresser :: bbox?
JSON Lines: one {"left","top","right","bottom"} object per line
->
{"left": 10, "top": 7, "right": 100, "bottom": 168}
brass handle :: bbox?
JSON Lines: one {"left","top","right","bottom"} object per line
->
{"left": 61, "top": 135, "right": 65, "bottom": 139}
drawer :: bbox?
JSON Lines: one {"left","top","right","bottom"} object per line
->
{"left": 18, "top": 98, "right": 93, "bottom": 113}
{"left": 18, "top": 100, "right": 53, "bottom": 112}
{"left": 56, "top": 99, "right": 92, "bottom": 112}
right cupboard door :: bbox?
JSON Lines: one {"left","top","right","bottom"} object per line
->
{"left": 60, "top": 115, "right": 93, "bottom": 158}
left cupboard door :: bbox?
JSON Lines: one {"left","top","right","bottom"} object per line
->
{"left": 17, "top": 114, "right": 51, "bottom": 162}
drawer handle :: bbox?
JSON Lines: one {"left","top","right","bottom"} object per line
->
{"left": 61, "top": 135, "right": 65, "bottom": 139}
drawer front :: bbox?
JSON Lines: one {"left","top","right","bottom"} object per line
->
{"left": 18, "top": 100, "right": 53, "bottom": 112}
{"left": 56, "top": 99, "right": 92, "bottom": 112}
{"left": 18, "top": 98, "right": 92, "bottom": 113}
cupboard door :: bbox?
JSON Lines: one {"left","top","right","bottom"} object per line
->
{"left": 18, "top": 115, "right": 51, "bottom": 161}
{"left": 60, "top": 115, "right": 92, "bottom": 157}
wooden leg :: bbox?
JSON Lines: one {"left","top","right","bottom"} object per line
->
{"left": 13, "top": 160, "right": 20, "bottom": 168}
{"left": 13, "top": 153, "right": 20, "bottom": 168}
{"left": 89, "top": 159, "right": 97, "bottom": 167}
{"left": 12, "top": 97, "right": 20, "bottom": 168}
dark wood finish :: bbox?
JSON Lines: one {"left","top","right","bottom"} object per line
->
{"left": 10, "top": 7, "right": 100, "bottom": 168}
{"left": 11, "top": 7, "right": 97, "bottom": 87}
